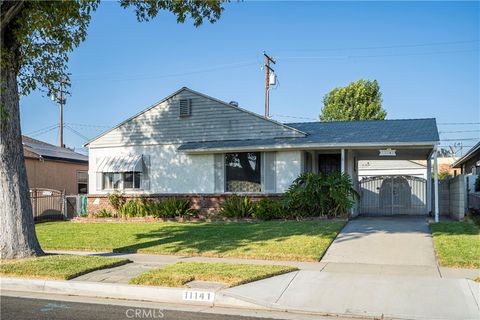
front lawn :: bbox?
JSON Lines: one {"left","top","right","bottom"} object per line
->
{"left": 0, "top": 254, "right": 129, "bottom": 280}
{"left": 430, "top": 221, "right": 480, "bottom": 269}
{"left": 35, "top": 220, "right": 345, "bottom": 261}
{"left": 130, "top": 262, "right": 297, "bottom": 287}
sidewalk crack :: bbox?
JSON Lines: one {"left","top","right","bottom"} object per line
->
{"left": 274, "top": 271, "right": 299, "bottom": 304}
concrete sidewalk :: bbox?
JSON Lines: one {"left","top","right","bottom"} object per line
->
{"left": 221, "top": 270, "right": 480, "bottom": 320}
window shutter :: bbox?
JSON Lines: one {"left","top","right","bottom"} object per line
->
{"left": 179, "top": 99, "right": 191, "bottom": 118}
{"left": 96, "top": 172, "right": 103, "bottom": 191}
{"left": 214, "top": 154, "right": 224, "bottom": 193}
{"left": 142, "top": 155, "right": 151, "bottom": 191}
{"left": 263, "top": 152, "right": 276, "bottom": 193}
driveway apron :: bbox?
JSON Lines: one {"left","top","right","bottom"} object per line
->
{"left": 321, "top": 216, "right": 438, "bottom": 268}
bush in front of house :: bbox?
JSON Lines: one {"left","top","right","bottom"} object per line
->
{"left": 283, "top": 171, "right": 359, "bottom": 218}
{"left": 253, "top": 198, "right": 288, "bottom": 220}
{"left": 219, "top": 194, "right": 256, "bottom": 218}
{"left": 107, "top": 190, "right": 126, "bottom": 217}
{"left": 146, "top": 198, "right": 199, "bottom": 218}
{"left": 119, "top": 199, "right": 148, "bottom": 218}
{"left": 95, "top": 209, "right": 112, "bottom": 218}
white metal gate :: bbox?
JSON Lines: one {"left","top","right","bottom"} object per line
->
{"left": 359, "top": 175, "right": 427, "bottom": 215}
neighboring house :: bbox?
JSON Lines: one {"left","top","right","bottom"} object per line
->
{"left": 23, "top": 136, "right": 89, "bottom": 195}
{"left": 85, "top": 87, "right": 440, "bottom": 216}
{"left": 358, "top": 160, "right": 427, "bottom": 179}
{"left": 452, "top": 141, "right": 480, "bottom": 175}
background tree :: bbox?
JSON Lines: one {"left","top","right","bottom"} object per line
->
{"left": 0, "top": 0, "right": 226, "bottom": 259}
{"left": 319, "top": 79, "right": 387, "bottom": 121}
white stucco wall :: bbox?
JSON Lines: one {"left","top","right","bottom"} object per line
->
{"left": 275, "top": 151, "right": 302, "bottom": 192}
{"left": 89, "top": 145, "right": 214, "bottom": 194}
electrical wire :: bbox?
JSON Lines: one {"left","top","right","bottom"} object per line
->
{"left": 64, "top": 125, "right": 91, "bottom": 141}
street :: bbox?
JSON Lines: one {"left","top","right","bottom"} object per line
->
{"left": 0, "top": 296, "right": 275, "bottom": 320}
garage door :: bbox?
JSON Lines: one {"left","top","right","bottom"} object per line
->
{"left": 359, "top": 175, "right": 427, "bottom": 215}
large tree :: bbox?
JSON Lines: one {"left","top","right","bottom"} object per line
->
{"left": 0, "top": 0, "right": 226, "bottom": 259}
{"left": 319, "top": 79, "right": 387, "bottom": 121}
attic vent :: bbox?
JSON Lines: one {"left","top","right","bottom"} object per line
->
{"left": 179, "top": 99, "right": 191, "bottom": 118}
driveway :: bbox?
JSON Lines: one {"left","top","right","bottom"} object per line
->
{"left": 321, "top": 216, "right": 438, "bottom": 275}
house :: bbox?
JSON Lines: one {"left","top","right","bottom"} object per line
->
{"left": 23, "top": 136, "right": 89, "bottom": 195}
{"left": 451, "top": 141, "right": 480, "bottom": 175}
{"left": 85, "top": 87, "right": 441, "bottom": 218}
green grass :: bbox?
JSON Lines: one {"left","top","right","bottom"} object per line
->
{"left": 0, "top": 254, "right": 130, "bottom": 280}
{"left": 35, "top": 220, "right": 345, "bottom": 261}
{"left": 130, "top": 262, "right": 297, "bottom": 287}
{"left": 430, "top": 221, "right": 480, "bottom": 269}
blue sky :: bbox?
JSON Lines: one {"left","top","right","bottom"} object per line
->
{"left": 20, "top": 1, "right": 479, "bottom": 155}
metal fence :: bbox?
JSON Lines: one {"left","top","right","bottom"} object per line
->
{"left": 65, "top": 194, "right": 87, "bottom": 219}
{"left": 359, "top": 175, "right": 427, "bottom": 215}
{"left": 30, "top": 188, "right": 65, "bottom": 221}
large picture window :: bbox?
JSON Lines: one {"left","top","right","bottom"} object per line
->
{"left": 225, "top": 152, "right": 261, "bottom": 192}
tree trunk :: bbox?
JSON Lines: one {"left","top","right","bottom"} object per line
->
{"left": 0, "top": 49, "right": 44, "bottom": 259}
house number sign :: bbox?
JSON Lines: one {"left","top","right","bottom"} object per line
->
{"left": 182, "top": 290, "right": 215, "bottom": 302}
{"left": 379, "top": 149, "right": 396, "bottom": 156}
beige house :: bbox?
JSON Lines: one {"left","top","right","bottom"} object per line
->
{"left": 23, "top": 136, "right": 88, "bottom": 195}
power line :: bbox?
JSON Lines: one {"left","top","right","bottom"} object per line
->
{"left": 278, "top": 39, "right": 479, "bottom": 53}
{"left": 441, "top": 138, "right": 479, "bottom": 141}
{"left": 72, "top": 61, "right": 258, "bottom": 82}
{"left": 438, "top": 122, "right": 480, "bottom": 125}
{"left": 279, "top": 49, "right": 478, "bottom": 60}
{"left": 25, "top": 124, "right": 59, "bottom": 136}
{"left": 439, "top": 130, "right": 480, "bottom": 133}
{"left": 271, "top": 114, "right": 318, "bottom": 121}
{"left": 26, "top": 125, "right": 60, "bottom": 138}
{"left": 64, "top": 125, "right": 90, "bottom": 141}
{"left": 65, "top": 123, "right": 110, "bottom": 129}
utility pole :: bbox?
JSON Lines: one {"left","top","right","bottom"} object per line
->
{"left": 59, "top": 80, "right": 63, "bottom": 148}
{"left": 264, "top": 51, "right": 276, "bottom": 118}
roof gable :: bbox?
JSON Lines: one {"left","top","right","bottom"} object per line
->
{"left": 86, "top": 87, "right": 305, "bottom": 148}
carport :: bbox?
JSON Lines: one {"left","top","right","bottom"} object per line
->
{"left": 290, "top": 119, "right": 441, "bottom": 221}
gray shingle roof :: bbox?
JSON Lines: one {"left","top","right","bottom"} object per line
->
{"left": 23, "top": 136, "right": 88, "bottom": 163}
{"left": 178, "top": 118, "right": 439, "bottom": 152}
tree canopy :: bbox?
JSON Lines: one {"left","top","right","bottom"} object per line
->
{"left": 319, "top": 79, "right": 387, "bottom": 121}
{"left": 0, "top": 0, "right": 226, "bottom": 259}
{"left": 1, "top": 0, "right": 226, "bottom": 101}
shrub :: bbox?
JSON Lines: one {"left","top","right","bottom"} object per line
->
{"left": 119, "top": 199, "right": 147, "bottom": 218}
{"left": 107, "top": 190, "right": 125, "bottom": 216}
{"left": 253, "top": 198, "right": 286, "bottom": 220}
{"left": 95, "top": 209, "right": 112, "bottom": 218}
{"left": 283, "top": 171, "right": 358, "bottom": 218}
{"left": 219, "top": 194, "right": 255, "bottom": 218}
{"left": 146, "top": 198, "right": 198, "bottom": 218}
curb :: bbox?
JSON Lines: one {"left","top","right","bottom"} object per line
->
{"left": 1, "top": 277, "right": 215, "bottom": 307}
{"left": 0, "top": 277, "right": 382, "bottom": 319}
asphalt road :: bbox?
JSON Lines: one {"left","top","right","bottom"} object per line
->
{"left": 0, "top": 296, "right": 276, "bottom": 320}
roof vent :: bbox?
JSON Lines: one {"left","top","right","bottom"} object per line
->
{"left": 229, "top": 101, "right": 239, "bottom": 107}
{"left": 179, "top": 99, "right": 191, "bottom": 118}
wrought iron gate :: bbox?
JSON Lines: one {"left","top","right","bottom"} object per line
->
{"left": 30, "top": 188, "right": 65, "bottom": 221}
{"left": 359, "top": 175, "right": 427, "bottom": 215}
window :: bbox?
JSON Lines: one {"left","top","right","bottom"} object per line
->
{"left": 225, "top": 152, "right": 261, "bottom": 192}
{"left": 77, "top": 171, "right": 88, "bottom": 194}
{"left": 318, "top": 154, "right": 341, "bottom": 174}
{"left": 102, "top": 172, "right": 141, "bottom": 190}
{"left": 124, "top": 172, "right": 141, "bottom": 189}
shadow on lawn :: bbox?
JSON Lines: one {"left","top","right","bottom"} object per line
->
{"left": 111, "top": 221, "right": 344, "bottom": 257}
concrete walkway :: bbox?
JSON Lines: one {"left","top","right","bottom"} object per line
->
{"left": 221, "top": 270, "right": 480, "bottom": 320}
